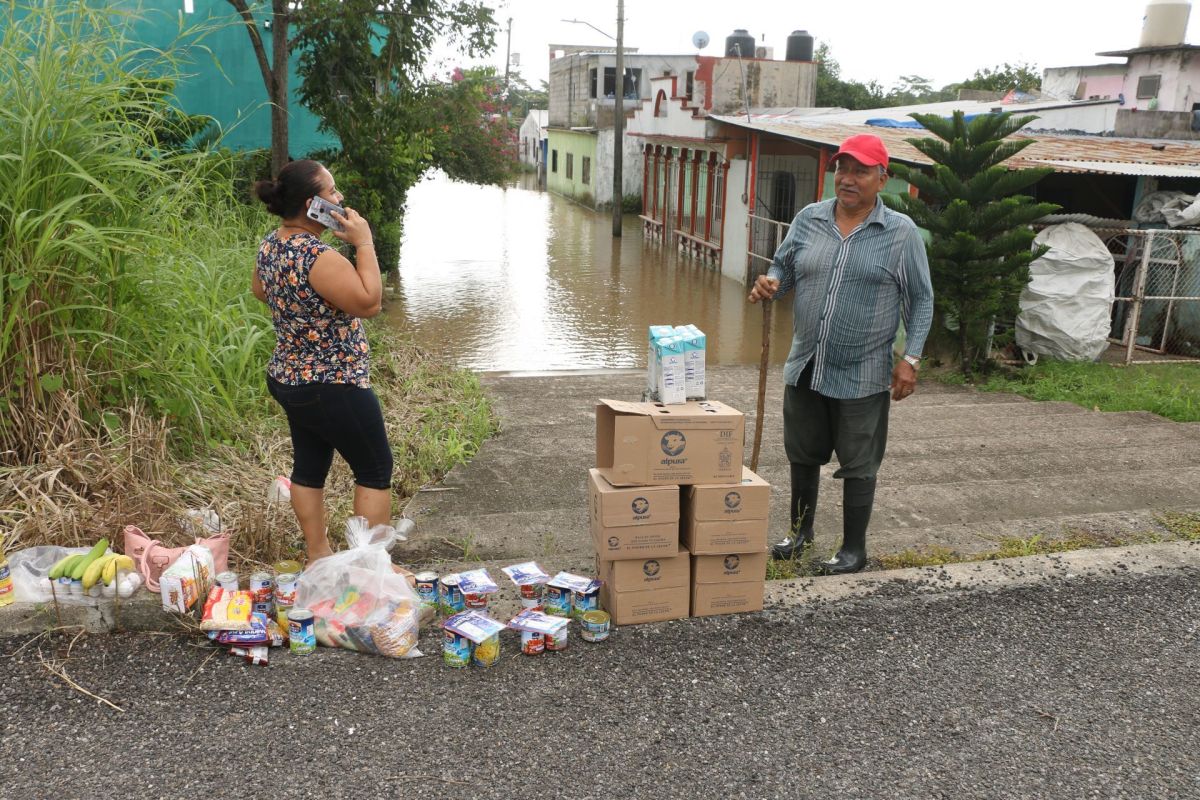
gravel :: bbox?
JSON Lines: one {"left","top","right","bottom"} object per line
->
{"left": 3, "top": 569, "right": 1198, "bottom": 800}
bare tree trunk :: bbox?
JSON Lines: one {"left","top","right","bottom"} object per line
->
{"left": 270, "top": 0, "right": 289, "bottom": 176}
{"left": 226, "top": 0, "right": 289, "bottom": 176}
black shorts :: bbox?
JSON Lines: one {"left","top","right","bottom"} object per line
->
{"left": 266, "top": 376, "right": 394, "bottom": 490}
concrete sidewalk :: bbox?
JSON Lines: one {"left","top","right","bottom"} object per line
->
{"left": 396, "top": 364, "right": 1200, "bottom": 569}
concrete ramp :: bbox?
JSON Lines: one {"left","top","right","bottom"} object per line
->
{"left": 395, "top": 366, "right": 1200, "bottom": 571}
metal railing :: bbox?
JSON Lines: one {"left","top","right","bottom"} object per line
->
{"left": 747, "top": 213, "right": 790, "bottom": 284}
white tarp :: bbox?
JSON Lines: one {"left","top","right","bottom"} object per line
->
{"left": 1016, "top": 223, "right": 1115, "bottom": 362}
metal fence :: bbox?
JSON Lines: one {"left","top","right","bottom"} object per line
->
{"left": 1100, "top": 228, "right": 1200, "bottom": 364}
{"left": 746, "top": 212, "right": 789, "bottom": 284}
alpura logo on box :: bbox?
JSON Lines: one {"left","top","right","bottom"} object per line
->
{"left": 642, "top": 559, "right": 661, "bottom": 577}
{"left": 631, "top": 497, "right": 650, "bottom": 519}
{"left": 723, "top": 555, "right": 741, "bottom": 572}
{"left": 724, "top": 491, "right": 741, "bottom": 513}
{"left": 660, "top": 430, "right": 687, "bottom": 465}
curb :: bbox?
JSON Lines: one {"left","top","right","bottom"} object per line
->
{"left": 765, "top": 539, "right": 1200, "bottom": 607}
{"left": 4, "top": 541, "right": 1198, "bottom": 638}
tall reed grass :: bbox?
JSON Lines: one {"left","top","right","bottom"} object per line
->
{"left": 0, "top": 0, "right": 274, "bottom": 464}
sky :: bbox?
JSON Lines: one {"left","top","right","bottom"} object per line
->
{"left": 438, "top": 0, "right": 1199, "bottom": 92}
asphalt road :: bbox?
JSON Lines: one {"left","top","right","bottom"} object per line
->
{"left": 3, "top": 569, "right": 1198, "bottom": 800}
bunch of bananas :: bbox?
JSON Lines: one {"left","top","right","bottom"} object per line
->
{"left": 48, "top": 538, "right": 138, "bottom": 595}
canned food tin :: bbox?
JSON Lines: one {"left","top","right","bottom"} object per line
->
{"left": 275, "top": 605, "right": 292, "bottom": 637}
{"left": 571, "top": 587, "right": 599, "bottom": 619}
{"left": 520, "top": 630, "right": 545, "bottom": 655}
{"left": 439, "top": 575, "right": 465, "bottom": 614}
{"left": 216, "top": 571, "right": 239, "bottom": 592}
{"left": 545, "top": 626, "right": 569, "bottom": 652}
{"left": 274, "top": 572, "right": 298, "bottom": 607}
{"left": 580, "top": 610, "right": 611, "bottom": 643}
{"left": 443, "top": 629, "right": 472, "bottom": 668}
{"left": 472, "top": 633, "right": 500, "bottom": 668}
{"left": 543, "top": 585, "right": 571, "bottom": 616}
{"left": 519, "top": 582, "right": 544, "bottom": 609}
{"left": 273, "top": 559, "right": 303, "bottom": 577}
{"left": 249, "top": 572, "right": 274, "bottom": 616}
{"left": 287, "top": 608, "right": 316, "bottom": 655}
{"left": 463, "top": 591, "right": 489, "bottom": 611}
{"left": 414, "top": 571, "right": 439, "bottom": 608}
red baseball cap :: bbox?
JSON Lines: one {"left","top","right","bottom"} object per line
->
{"left": 832, "top": 134, "right": 889, "bottom": 169}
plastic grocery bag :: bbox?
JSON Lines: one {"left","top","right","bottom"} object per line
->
{"left": 293, "top": 517, "right": 423, "bottom": 658}
{"left": 10, "top": 547, "right": 91, "bottom": 605}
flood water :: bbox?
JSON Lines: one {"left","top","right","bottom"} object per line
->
{"left": 387, "top": 172, "right": 792, "bottom": 373}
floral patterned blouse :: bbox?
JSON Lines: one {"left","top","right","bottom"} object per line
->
{"left": 257, "top": 230, "right": 371, "bottom": 387}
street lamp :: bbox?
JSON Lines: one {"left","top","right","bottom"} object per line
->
{"left": 563, "top": 4, "right": 625, "bottom": 237}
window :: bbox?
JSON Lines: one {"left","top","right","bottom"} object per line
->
{"left": 685, "top": 70, "right": 695, "bottom": 101}
{"left": 601, "top": 67, "right": 642, "bottom": 98}
{"left": 582, "top": 156, "right": 591, "bottom": 185}
{"left": 590, "top": 68, "right": 598, "bottom": 99}
{"left": 1137, "top": 74, "right": 1161, "bottom": 99}
{"left": 551, "top": 149, "right": 558, "bottom": 173}
{"left": 566, "top": 153, "right": 574, "bottom": 180}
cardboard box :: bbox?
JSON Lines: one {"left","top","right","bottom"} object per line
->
{"left": 600, "top": 546, "right": 690, "bottom": 592}
{"left": 684, "top": 467, "right": 770, "bottom": 522}
{"left": 588, "top": 469, "right": 680, "bottom": 560}
{"left": 691, "top": 552, "right": 768, "bottom": 584}
{"left": 682, "top": 516, "right": 769, "bottom": 555}
{"left": 690, "top": 580, "right": 765, "bottom": 617}
{"left": 600, "top": 583, "right": 689, "bottom": 626}
{"left": 595, "top": 399, "right": 744, "bottom": 487}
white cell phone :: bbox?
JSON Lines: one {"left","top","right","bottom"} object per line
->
{"left": 306, "top": 195, "right": 345, "bottom": 232}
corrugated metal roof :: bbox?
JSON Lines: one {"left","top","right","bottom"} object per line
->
{"left": 1029, "top": 159, "right": 1200, "bottom": 177}
{"left": 711, "top": 116, "right": 1200, "bottom": 176}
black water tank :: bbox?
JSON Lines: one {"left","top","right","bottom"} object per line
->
{"left": 725, "top": 29, "right": 755, "bottom": 58}
{"left": 786, "top": 30, "right": 814, "bottom": 61}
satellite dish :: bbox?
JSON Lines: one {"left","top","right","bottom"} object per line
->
{"left": 692, "top": 31, "right": 710, "bottom": 50}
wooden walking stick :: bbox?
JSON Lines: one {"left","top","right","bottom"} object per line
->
{"left": 750, "top": 298, "right": 772, "bottom": 472}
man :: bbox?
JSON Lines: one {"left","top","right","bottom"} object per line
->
{"left": 749, "top": 133, "right": 933, "bottom": 574}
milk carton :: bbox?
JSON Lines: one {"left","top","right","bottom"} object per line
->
{"left": 673, "top": 325, "right": 706, "bottom": 400}
{"left": 647, "top": 324, "right": 674, "bottom": 398}
{"left": 654, "top": 335, "right": 687, "bottom": 405}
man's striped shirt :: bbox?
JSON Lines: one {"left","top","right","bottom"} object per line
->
{"left": 766, "top": 197, "right": 934, "bottom": 399}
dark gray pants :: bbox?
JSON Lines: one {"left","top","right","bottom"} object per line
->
{"left": 783, "top": 363, "right": 890, "bottom": 479}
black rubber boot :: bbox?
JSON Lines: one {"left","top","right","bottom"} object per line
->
{"left": 771, "top": 464, "right": 820, "bottom": 560}
{"left": 816, "top": 477, "right": 875, "bottom": 575}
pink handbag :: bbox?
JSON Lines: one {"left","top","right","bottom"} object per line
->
{"left": 122, "top": 524, "right": 231, "bottom": 591}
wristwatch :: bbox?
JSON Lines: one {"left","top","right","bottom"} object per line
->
{"left": 902, "top": 354, "right": 921, "bottom": 370}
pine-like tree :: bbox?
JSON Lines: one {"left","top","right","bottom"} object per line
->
{"left": 885, "top": 111, "right": 1059, "bottom": 374}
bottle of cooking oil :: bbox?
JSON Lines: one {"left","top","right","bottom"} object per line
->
{"left": 0, "top": 533, "right": 14, "bottom": 607}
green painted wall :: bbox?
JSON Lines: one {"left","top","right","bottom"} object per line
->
{"left": 118, "top": 1, "right": 338, "bottom": 155}
{"left": 546, "top": 129, "right": 599, "bottom": 207}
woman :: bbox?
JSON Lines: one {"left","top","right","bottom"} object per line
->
{"left": 252, "top": 160, "right": 391, "bottom": 563}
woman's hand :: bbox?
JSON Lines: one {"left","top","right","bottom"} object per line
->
{"left": 329, "top": 206, "right": 374, "bottom": 249}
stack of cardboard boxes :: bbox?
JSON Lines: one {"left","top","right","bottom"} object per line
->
{"left": 591, "top": 398, "right": 769, "bottom": 625}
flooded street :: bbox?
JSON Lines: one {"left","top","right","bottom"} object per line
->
{"left": 387, "top": 172, "right": 791, "bottom": 373}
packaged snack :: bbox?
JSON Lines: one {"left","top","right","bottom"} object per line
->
{"left": 501, "top": 562, "right": 550, "bottom": 586}
{"left": 159, "top": 544, "right": 215, "bottom": 613}
{"left": 199, "top": 587, "right": 254, "bottom": 631}
{"left": 229, "top": 645, "right": 269, "bottom": 666}
{"left": 216, "top": 612, "right": 271, "bottom": 645}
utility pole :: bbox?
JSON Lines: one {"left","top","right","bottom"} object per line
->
{"left": 611, "top": 0, "right": 624, "bottom": 237}
{"left": 503, "top": 17, "right": 513, "bottom": 92}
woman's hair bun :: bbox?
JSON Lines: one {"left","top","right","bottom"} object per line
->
{"left": 253, "top": 179, "right": 279, "bottom": 205}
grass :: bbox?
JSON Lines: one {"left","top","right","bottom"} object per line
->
{"left": 871, "top": 515, "right": 1200, "bottom": 572}
{"left": 937, "top": 361, "right": 1200, "bottom": 423}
